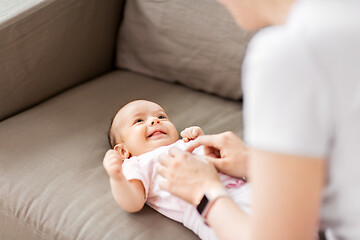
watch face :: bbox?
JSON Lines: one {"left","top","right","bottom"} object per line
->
{"left": 197, "top": 195, "right": 209, "bottom": 214}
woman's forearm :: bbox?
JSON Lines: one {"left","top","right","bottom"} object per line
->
{"left": 206, "top": 197, "right": 251, "bottom": 240}
{"left": 110, "top": 178, "right": 146, "bottom": 213}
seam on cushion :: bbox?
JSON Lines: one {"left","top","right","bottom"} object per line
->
{"left": 0, "top": 207, "right": 50, "bottom": 240}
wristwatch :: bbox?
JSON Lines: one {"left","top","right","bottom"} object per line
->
{"left": 196, "top": 188, "right": 230, "bottom": 221}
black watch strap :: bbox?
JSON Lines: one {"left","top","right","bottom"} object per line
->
{"left": 196, "top": 188, "right": 230, "bottom": 220}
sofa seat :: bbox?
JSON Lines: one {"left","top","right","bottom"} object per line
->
{"left": 0, "top": 70, "right": 243, "bottom": 240}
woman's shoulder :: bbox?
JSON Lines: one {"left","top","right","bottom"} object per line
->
{"left": 248, "top": 0, "right": 359, "bottom": 60}
{"left": 244, "top": 24, "right": 302, "bottom": 76}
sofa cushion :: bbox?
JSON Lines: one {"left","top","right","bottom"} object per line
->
{"left": 0, "top": 70, "right": 243, "bottom": 239}
{"left": 116, "top": 0, "right": 254, "bottom": 100}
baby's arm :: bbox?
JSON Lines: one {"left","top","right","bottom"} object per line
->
{"left": 181, "top": 126, "right": 204, "bottom": 142}
{"left": 103, "top": 150, "right": 146, "bottom": 213}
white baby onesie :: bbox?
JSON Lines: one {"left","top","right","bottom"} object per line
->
{"left": 122, "top": 140, "right": 251, "bottom": 240}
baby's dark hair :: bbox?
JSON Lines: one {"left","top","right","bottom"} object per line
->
{"left": 107, "top": 100, "right": 149, "bottom": 149}
{"left": 107, "top": 116, "right": 117, "bottom": 149}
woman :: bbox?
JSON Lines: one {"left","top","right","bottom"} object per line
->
{"left": 157, "top": 0, "right": 360, "bottom": 239}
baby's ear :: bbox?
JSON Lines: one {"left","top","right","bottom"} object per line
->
{"left": 114, "top": 144, "right": 131, "bottom": 159}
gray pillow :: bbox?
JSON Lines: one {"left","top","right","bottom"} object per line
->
{"left": 116, "top": 0, "right": 254, "bottom": 99}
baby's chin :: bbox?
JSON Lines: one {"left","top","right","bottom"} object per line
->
{"left": 137, "top": 137, "right": 179, "bottom": 156}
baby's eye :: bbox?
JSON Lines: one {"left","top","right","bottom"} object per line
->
{"left": 158, "top": 115, "right": 166, "bottom": 119}
{"left": 134, "top": 119, "right": 143, "bottom": 124}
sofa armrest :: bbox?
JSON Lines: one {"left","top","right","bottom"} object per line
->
{"left": 0, "top": 0, "right": 124, "bottom": 121}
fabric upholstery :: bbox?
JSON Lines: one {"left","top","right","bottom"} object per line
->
{"left": 0, "top": 0, "right": 53, "bottom": 31}
{"left": 0, "top": 70, "right": 243, "bottom": 240}
{"left": 0, "top": 0, "right": 123, "bottom": 121}
{"left": 0, "top": 210, "right": 49, "bottom": 240}
{"left": 117, "top": 0, "right": 254, "bottom": 100}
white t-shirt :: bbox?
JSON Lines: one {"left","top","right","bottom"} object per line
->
{"left": 243, "top": 0, "right": 360, "bottom": 239}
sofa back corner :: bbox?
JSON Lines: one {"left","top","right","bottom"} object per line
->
{"left": 0, "top": 0, "right": 125, "bottom": 121}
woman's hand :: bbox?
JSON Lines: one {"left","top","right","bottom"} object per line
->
{"left": 187, "top": 131, "right": 249, "bottom": 178}
{"left": 157, "top": 147, "right": 223, "bottom": 205}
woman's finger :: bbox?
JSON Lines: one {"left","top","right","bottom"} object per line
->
{"left": 186, "top": 135, "right": 220, "bottom": 153}
{"left": 156, "top": 163, "right": 167, "bottom": 178}
{"left": 205, "top": 156, "right": 226, "bottom": 172}
{"left": 168, "top": 147, "right": 182, "bottom": 157}
{"left": 158, "top": 153, "right": 170, "bottom": 167}
{"left": 158, "top": 179, "right": 169, "bottom": 192}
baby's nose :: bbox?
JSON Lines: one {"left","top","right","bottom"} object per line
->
{"left": 150, "top": 118, "right": 160, "bottom": 125}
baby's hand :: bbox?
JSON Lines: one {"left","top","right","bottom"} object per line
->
{"left": 103, "top": 149, "right": 125, "bottom": 181}
{"left": 181, "top": 126, "right": 204, "bottom": 142}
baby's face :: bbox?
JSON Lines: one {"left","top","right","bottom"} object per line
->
{"left": 113, "top": 100, "right": 179, "bottom": 156}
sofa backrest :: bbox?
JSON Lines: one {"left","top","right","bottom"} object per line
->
{"left": 116, "top": 0, "right": 255, "bottom": 100}
{"left": 0, "top": 0, "right": 124, "bottom": 121}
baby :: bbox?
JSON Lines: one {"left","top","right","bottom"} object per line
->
{"left": 103, "top": 100, "right": 250, "bottom": 240}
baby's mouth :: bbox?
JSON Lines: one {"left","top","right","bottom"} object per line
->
{"left": 147, "top": 130, "right": 166, "bottom": 139}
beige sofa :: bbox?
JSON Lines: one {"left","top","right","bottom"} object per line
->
{"left": 0, "top": 0, "right": 254, "bottom": 239}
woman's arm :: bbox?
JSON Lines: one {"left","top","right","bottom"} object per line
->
{"left": 157, "top": 145, "right": 325, "bottom": 240}
{"left": 206, "top": 149, "right": 325, "bottom": 240}
{"left": 250, "top": 150, "right": 325, "bottom": 240}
